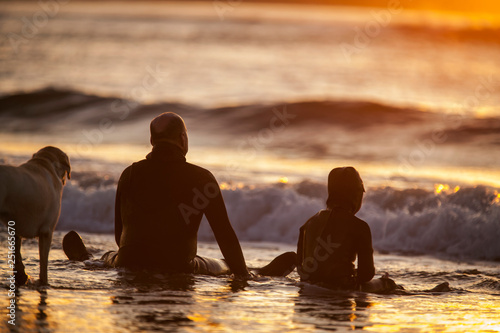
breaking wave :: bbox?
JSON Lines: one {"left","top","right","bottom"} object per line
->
{"left": 58, "top": 175, "right": 500, "bottom": 262}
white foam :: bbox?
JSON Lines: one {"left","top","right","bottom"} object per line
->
{"left": 57, "top": 179, "right": 500, "bottom": 261}
{"left": 59, "top": 182, "right": 116, "bottom": 233}
{"left": 361, "top": 186, "right": 500, "bottom": 261}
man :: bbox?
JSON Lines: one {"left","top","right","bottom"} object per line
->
{"left": 66, "top": 112, "right": 251, "bottom": 278}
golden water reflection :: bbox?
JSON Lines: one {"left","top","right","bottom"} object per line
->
{"left": 292, "top": 285, "right": 373, "bottom": 331}
{"left": 3, "top": 278, "right": 500, "bottom": 332}
{"left": 2, "top": 289, "right": 118, "bottom": 333}
{"left": 365, "top": 294, "right": 500, "bottom": 333}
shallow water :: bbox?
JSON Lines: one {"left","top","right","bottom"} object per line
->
{"left": 1, "top": 232, "right": 499, "bottom": 332}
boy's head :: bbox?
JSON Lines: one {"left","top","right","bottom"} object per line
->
{"left": 326, "top": 166, "right": 365, "bottom": 214}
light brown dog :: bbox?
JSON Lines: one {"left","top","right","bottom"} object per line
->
{"left": 0, "top": 146, "right": 71, "bottom": 285}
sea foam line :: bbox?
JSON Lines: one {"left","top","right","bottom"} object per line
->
{"left": 57, "top": 180, "right": 500, "bottom": 261}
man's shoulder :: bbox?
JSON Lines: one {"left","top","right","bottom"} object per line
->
{"left": 184, "top": 161, "right": 212, "bottom": 174}
{"left": 122, "top": 158, "right": 217, "bottom": 184}
{"left": 118, "top": 159, "right": 148, "bottom": 183}
{"left": 184, "top": 161, "right": 217, "bottom": 181}
{"left": 119, "top": 163, "right": 134, "bottom": 179}
{"left": 122, "top": 159, "right": 146, "bottom": 175}
{"left": 128, "top": 159, "right": 147, "bottom": 170}
{"left": 127, "top": 158, "right": 209, "bottom": 172}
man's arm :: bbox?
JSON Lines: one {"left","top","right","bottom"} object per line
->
{"left": 356, "top": 221, "right": 375, "bottom": 283}
{"left": 203, "top": 177, "right": 249, "bottom": 277}
{"left": 296, "top": 226, "right": 306, "bottom": 279}
{"left": 114, "top": 167, "right": 131, "bottom": 247}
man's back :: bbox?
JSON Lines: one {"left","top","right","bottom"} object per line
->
{"left": 115, "top": 143, "right": 234, "bottom": 272}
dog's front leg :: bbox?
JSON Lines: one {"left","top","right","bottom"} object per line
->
{"left": 38, "top": 231, "right": 53, "bottom": 285}
{"left": 14, "top": 235, "right": 29, "bottom": 286}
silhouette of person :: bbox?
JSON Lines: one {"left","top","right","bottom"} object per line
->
{"left": 296, "top": 167, "right": 375, "bottom": 289}
{"left": 258, "top": 167, "right": 379, "bottom": 288}
{"left": 64, "top": 112, "right": 251, "bottom": 278}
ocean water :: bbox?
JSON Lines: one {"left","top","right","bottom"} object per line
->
{"left": 1, "top": 1, "right": 500, "bottom": 332}
{"left": 0, "top": 232, "right": 499, "bottom": 332}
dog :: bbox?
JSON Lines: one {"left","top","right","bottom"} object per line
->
{"left": 0, "top": 146, "right": 71, "bottom": 285}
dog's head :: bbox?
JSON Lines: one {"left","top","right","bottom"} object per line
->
{"left": 33, "top": 146, "right": 71, "bottom": 185}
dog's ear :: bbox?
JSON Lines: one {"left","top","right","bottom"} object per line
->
{"left": 56, "top": 151, "right": 71, "bottom": 185}
{"left": 60, "top": 154, "right": 71, "bottom": 183}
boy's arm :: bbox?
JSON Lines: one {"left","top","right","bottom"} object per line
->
{"left": 356, "top": 221, "right": 375, "bottom": 283}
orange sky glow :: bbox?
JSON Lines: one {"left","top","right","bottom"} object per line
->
{"left": 273, "top": 0, "right": 500, "bottom": 13}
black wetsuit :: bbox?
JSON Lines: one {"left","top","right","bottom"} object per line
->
{"left": 297, "top": 208, "right": 375, "bottom": 289}
{"left": 108, "top": 142, "right": 247, "bottom": 275}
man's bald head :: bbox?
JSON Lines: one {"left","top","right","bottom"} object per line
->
{"left": 150, "top": 112, "right": 188, "bottom": 155}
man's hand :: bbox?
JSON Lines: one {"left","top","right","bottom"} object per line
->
{"left": 233, "top": 269, "right": 256, "bottom": 281}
